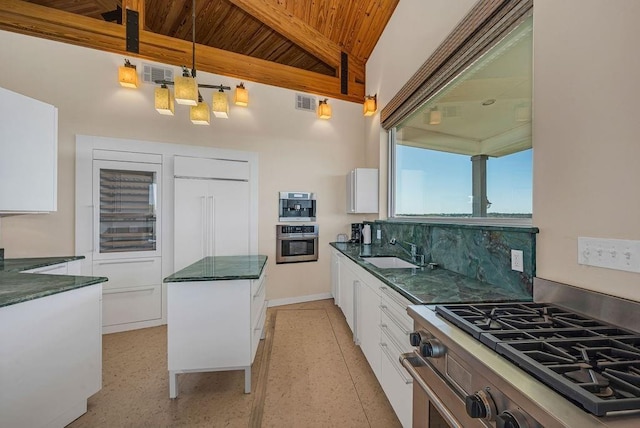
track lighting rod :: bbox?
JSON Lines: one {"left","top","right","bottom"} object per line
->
{"left": 154, "top": 80, "right": 230, "bottom": 91}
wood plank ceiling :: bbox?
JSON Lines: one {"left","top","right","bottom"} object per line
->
{"left": 0, "top": 0, "right": 398, "bottom": 103}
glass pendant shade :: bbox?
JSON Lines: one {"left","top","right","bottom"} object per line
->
{"left": 317, "top": 100, "right": 331, "bottom": 119}
{"left": 190, "top": 100, "right": 210, "bottom": 125}
{"left": 212, "top": 91, "right": 229, "bottom": 118}
{"left": 363, "top": 96, "right": 377, "bottom": 116}
{"left": 118, "top": 63, "right": 138, "bottom": 88}
{"left": 154, "top": 86, "right": 175, "bottom": 115}
{"left": 234, "top": 84, "right": 248, "bottom": 107}
{"left": 429, "top": 108, "right": 442, "bottom": 125}
{"left": 175, "top": 75, "right": 198, "bottom": 106}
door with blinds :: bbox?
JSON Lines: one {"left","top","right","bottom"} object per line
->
{"left": 92, "top": 160, "right": 162, "bottom": 260}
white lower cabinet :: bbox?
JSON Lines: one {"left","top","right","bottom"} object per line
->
{"left": 330, "top": 247, "right": 412, "bottom": 427}
{"left": 0, "top": 284, "right": 102, "bottom": 428}
{"left": 92, "top": 257, "right": 163, "bottom": 333}
{"left": 167, "top": 268, "right": 267, "bottom": 398}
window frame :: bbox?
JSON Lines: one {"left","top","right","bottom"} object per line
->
{"left": 384, "top": 0, "right": 533, "bottom": 225}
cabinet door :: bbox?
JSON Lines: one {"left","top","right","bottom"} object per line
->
{"left": 0, "top": 87, "right": 57, "bottom": 213}
{"left": 339, "top": 263, "right": 357, "bottom": 333}
{"left": 174, "top": 178, "right": 209, "bottom": 271}
{"left": 208, "top": 180, "right": 250, "bottom": 256}
{"left": 357, "top": 281, "right": 382, "bottom": 380}
{"left": 331, "top": 250, "right": 341, "bottom": 304}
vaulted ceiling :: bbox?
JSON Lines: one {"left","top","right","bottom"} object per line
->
{"left": 0, "top": 0, "right": 399, "bottom": 103}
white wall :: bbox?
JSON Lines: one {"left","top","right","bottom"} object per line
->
{"left": 533, "top": 0, "right": 640, "bottom": 301}
{"left": 367, "top": 0, "right": 640, "bottom": 302}
{"left": 0, "top": 29, "right": 366, "bottom": 302}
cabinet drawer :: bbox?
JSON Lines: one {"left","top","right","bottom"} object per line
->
{"left": 251, "top": 275, "right": 267, "bottom": 323}
{"left": 381, "top": 307, "right": 413, "bottom": 354}
{"left": 251, "top": 301, "right": 268, "bottom": 361}
{"left": 93, "top": 257, "right": 161, "bottom": 289}
{"left": 380, "top": 341, "right": 413, "bottom": 428}
{"left": 380, "top": 286, "right": 412, "bottom": 325}
{"left": 102, "top": 285, "right": 162, "bottom": 327}
{"left": 22, "top": 262, "right": 67, "bottom": 275}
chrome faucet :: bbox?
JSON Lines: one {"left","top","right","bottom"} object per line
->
{"left": 389, "top": 238, "right": 424, "bottom": 265}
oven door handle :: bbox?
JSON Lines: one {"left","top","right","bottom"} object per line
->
{"left": 400, "top": 353, "right": 464, "bottom": 428}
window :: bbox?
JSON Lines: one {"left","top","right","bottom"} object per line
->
{"left": 390, "top": 15, "right": 533, "bottom": 222}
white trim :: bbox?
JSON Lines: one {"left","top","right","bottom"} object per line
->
{"left": 267, "top": 293, "right": 333, "bottom": 308}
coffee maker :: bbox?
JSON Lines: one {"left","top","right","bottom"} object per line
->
{"left": 350, "top": 223, "right": 363, "bottom": 243}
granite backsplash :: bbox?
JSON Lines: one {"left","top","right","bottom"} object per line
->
{"left": 365, "top": 220, "right": 538, "bottom": 295}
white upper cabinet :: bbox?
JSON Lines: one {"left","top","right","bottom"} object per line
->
{"left": 0, "top": 87, "right": 57, "bottom": 213}
{"left": 347, "top": 168, "right": 378, "bottom": 214}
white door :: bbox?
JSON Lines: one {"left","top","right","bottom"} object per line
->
{"left": 174, "top": 178, "right": 250, "bottom": 272}
{"left": 174, "top": 178, "right": 209, "bottom": 272}
{"left": 209, "top": 179, "right": 250, "bottom": 256}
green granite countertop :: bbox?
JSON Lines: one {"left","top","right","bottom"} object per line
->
{"left": 0, "top": 256, "right": 108, "bottom": 308}
{"left": 164, "top": 255, "right": 268, "bottom": 283}
{"left": 330, "top": 242, "right": 531, "bottom": 305}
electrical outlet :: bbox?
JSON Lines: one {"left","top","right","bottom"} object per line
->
{"left": 511, "top": 249, "right": 524, "bottom": 272}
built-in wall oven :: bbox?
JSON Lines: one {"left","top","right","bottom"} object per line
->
{"left": 276, "top": 224, "right": 318, "bottom": 264}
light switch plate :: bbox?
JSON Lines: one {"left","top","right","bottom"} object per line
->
{"left": 578, "top": 237, "right": 640, "bottom": 273}
{"left": 511, "top": 249, "right": 524, "bottom": 272}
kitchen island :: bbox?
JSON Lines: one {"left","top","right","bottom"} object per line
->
{"left": 0, "top": 256, "right": 107, "bottom": 428}
{"left": 164, "top": 255, "right": 268, "bottom": 398}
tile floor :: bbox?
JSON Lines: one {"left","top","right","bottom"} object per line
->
{"left": 68, "top": 299, "right": 401, "bottom": 427}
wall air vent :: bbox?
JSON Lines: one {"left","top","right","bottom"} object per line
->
{"left": 295, "top": 94, "right": 317, "bottom": 113}
{"left": 142, "top": 63, "right": 173, "bottom": 84}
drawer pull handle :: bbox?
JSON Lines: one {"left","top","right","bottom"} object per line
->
{"left": 98, "top": 259, "right": 155, "bottom": 265}
{"left": 104, "top": 287, "right": 155, "bottom": 295}
{"left": 380, "top": 324, "right": 408, "bottom": 355}
{"left": 379, "top": 286, "right": 409, "bottom": 310}
{"left": 380, "top": 305, "right": 411, "bottom": 335}
{"left": 380, "top": 343, "right": 412, "bottom": 384}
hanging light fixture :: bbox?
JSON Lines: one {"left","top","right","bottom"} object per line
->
{"left": 154, "top": 84, "right": 175, "bottom": 115}
{"left": 190, "top": 93, "right": 210, "bottom": 125}
{"left": 212, "top": 88, "right": 229, "bottom": 118}
{"left": 118, "top": 59, "right": 138, "bottom": 88}
{"left": 318, "top": 99, "right": 332, "bottom": 120}
{"left": 429, "top": 106, "right": 442, "bottom": 125}
{"left": 150, "top": 0, "right": 234, "bottom": 123}
{"left": 234, "top": 83, "right": 248, "bottom": 107}
{"left": 363, "top": 94, "right": 377, "bottom": 116}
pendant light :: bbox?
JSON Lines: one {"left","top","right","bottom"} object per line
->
{"left": 118, "top": 59, "right": 138, "bottom": 88}
{"left": 212, "top": 88, "right": 229, "bottom": 118}
{"left": 154, "top": 84, "right": 175, "bottom": 115}
{"left": 363, "top": 94, "right": 377, "bottom": 116}
{"left": 318, "top": 99, "right": 332, "bottom": 120}
{"left": 175, "top": 0, "right": 198, "bottom": 106}
{"left": 190, "top": 93, "right": 210, "bottom": 125}
{"left": 234, "top": 83, "right": 248, "bottom": 107}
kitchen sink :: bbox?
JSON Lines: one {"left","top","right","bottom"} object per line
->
{"left": 362, "top": 256, "right": 418, "bottom": 269}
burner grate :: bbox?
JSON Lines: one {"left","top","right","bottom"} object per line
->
{"left": 436, "top": 302, "right": 640, "bottom": 415}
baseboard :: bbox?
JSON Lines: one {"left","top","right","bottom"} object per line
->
{"left": 267, "top": 292, "right": 334, "bottom": 308}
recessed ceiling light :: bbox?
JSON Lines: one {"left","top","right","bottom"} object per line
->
{"left": 482, "top": 99, "right": 496, "bottom": 106}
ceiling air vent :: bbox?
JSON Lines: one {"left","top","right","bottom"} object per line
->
{"left": 295, "top": 94, "right": 317, "bottom": 113}
{"left": 142, "top": 63, "right": 173, "bottom": 84}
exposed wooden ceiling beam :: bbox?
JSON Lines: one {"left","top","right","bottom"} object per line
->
{"left": 227, "top": 0, "right": 365, "bottom": 84}
{"left": 0, "top": 0, "right": 363, "bottom": 102}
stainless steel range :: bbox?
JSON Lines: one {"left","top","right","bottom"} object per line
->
{"left": 401, "top": 278, "right": 640, "bottom": 427}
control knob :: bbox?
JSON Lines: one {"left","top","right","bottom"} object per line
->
{"left": 409, "top": 331, "right": 423, "bottom": 347}
{"left": 419, "top": 339, "right": 445, "bottom": 358}
{"left": 496, "top": 410, "right": 531, "bottom": 428}
{"left": 465, "top": 389, "right": 497, "bottom": 421}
